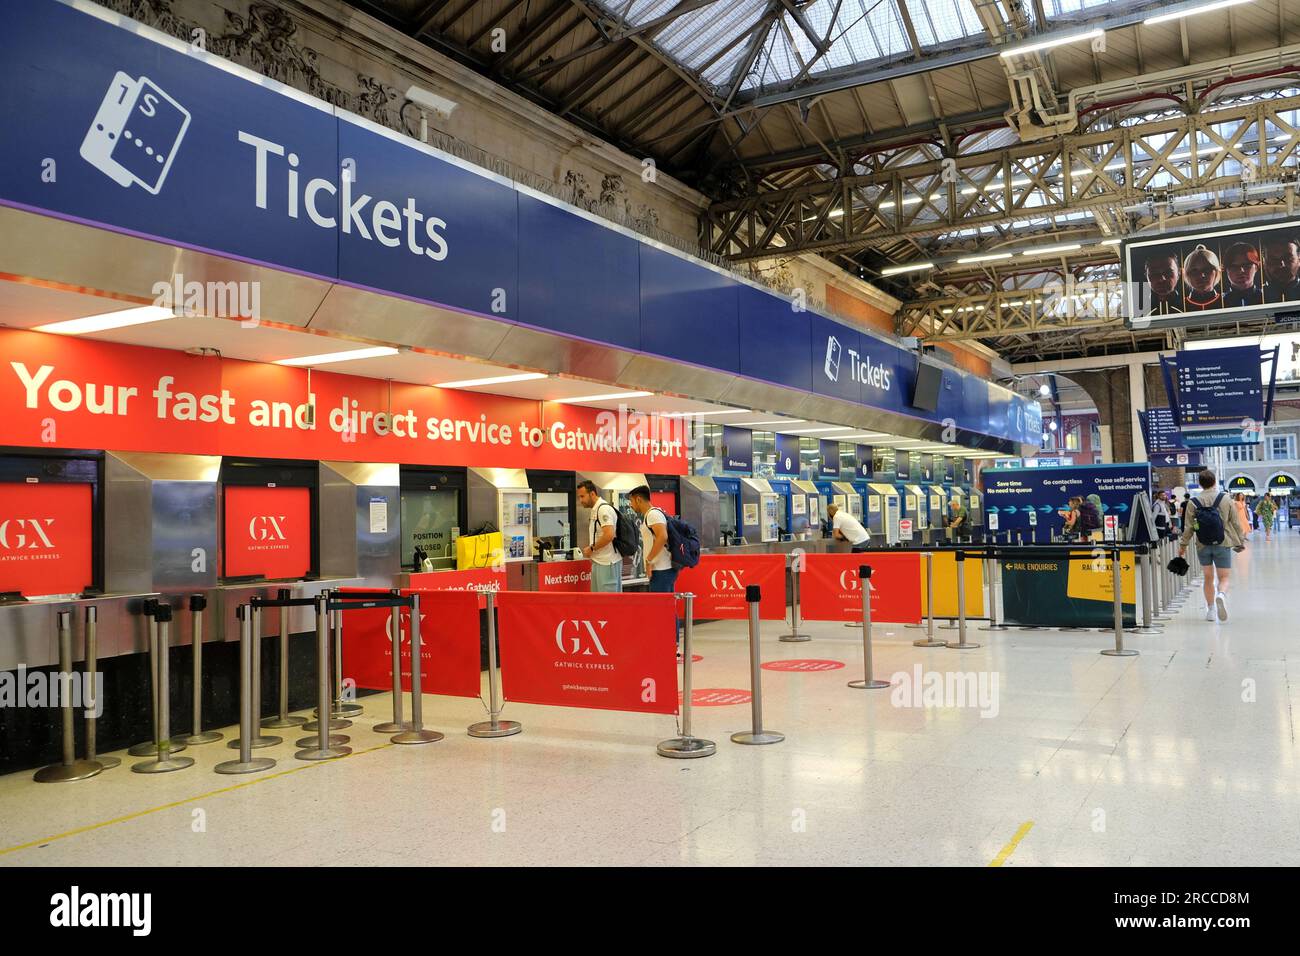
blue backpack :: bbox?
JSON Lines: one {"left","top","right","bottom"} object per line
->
{"left": 1191, "top": 493, "right": 1226, "bottom": 546}
{"left": 650, "top": 508, "right": 701, "bottom": 569}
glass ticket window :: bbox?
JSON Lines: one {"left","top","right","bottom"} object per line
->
{"left": 401, "top": 489, "right": 460, "bottom": 570}
{"left": 534, "top": 493, "right": 572, "bottom": 554}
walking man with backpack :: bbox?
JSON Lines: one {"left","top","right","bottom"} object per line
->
{"left": 1179, "top": 469, "right": 1247, "bottom": 622}
{"left": 629, "top": 486, "right": 701, "bottom": 646}
{"left": 578, "top": 479, "right": 624, "bottom": 592}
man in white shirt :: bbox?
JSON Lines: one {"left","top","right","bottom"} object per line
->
{"left": 630, "top": 485, "right": 683, "bottom": 644}
{"left": 578, "top": 479, "right": 621, "bottom": 592}
{"left": 827, "top": 503, "right": 870, "bottom": 552}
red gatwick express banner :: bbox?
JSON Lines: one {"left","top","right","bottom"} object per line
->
{"left": 800, "top": 552, "right": 922, "bottom": 625}
{"left": 497, "top": 592, "right": 678, "bottom": 716}
{"left": 537, "top": 559, "right": 591, "bottom": 592}
{"left": 222, "top": 485, "right": 312, "bottom": 579}
{"left": 674, "top": 554, "right": 786, "bottom": 620}
{"left": 407, "top": 567, "right": 507, "bottom": 609}
{"left": 340, "top": 588, "right": 481, "bottom": 698}
{"left": 0, "top": 482, "right": 93, "bottom": 597}
{"left": 0, "top": 329, "right": 687, "bottom": 474}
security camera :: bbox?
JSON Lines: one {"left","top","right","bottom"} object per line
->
{"left": 405, "top": 85, "right": 458, "bottom": 119}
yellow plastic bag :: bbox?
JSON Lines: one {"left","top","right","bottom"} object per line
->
{"left": 456, "top": 532, "right": 503, "bottom": 570}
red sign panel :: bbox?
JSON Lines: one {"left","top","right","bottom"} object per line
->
{"left": 222, "top": 485, "right": 312, "bottom": 580}
{"left": 674, "top": 554, "right": 786, "bottom": 620}
{"left": 497, "top": 592, "right": 678, "bottom": 715}
{"left": 0, "top": 329, "right": 687, "bottom": 474}
{"left": 407, "top": 567, "right": 508, "bottom": 609}
{"left": 340, "top": 588, "right": 482, "bottom": 698}
{"left": 0, "top": 482, "right": 93, "bottom": 597}
{"left": 537, "top": 559, "right": 591, "bottom": 592}
{"left": 799, "top": 552, "right": 922, "bottom": 624}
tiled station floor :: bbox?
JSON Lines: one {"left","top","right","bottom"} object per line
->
{"left": 1, "top": 535, "right": 1298, "bottom": 867}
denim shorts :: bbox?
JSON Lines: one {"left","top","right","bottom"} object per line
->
{"left": 1197, "top": 544, "right": 1234, "bottom": 569}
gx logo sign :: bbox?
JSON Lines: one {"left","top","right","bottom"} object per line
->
{"left": 554, "top": 619, "right": 610, "bottom": 656}
{"left": 710, "top": 569, "right": 745, "bottom": 591}
{"left": 0, "top": 518, "right": 55, "bottom": 550}
{"left": 248, "top": 515, "right": 289, "bottom": 542}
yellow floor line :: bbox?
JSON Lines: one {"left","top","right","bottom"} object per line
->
{"left": 988, "top": 820, "right": 1034, "bottom": 867}
{"left": 0, "top": 741, "right": 394, "bottom": 859}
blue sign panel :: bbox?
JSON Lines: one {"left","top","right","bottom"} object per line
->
{"left": 895, "top": 451, "right": 911, "bottom": 481}
{"left": 819, "top": 439, "right": 841, "bottom": 478}
{"left": 982, "top": 463, "right": 1152, "bottom": 543}
{"left": 774, "top": 432, "right": 801, "bottom": 477}
{"left": 640, "top": 245, "right": 739, "bottom": 373}
{"left": 1142, "top": 407, "right": 1189, "bottom": 454}
{"left": 738, "top": 287, "right": 812, "bottom": 393}
{"left": 855, "top": 445, "right": 873, "bottom": 479}
{"left": 1150, "top": 451, "right": 1203, "bottom": 469}
{"left": 1173, "top": 346, "right": 1264, "bottom": 426}
{"left": 918, "top": 453, "right": 934, "bottom": 482}
{"left": 721, "top": 426, "right": 752, "bottom": 474}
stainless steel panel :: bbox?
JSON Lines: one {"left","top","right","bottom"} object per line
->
{"left": 309, "top": 284, "right": 513, "bottom": 358}
{"left": 492, "top": 326, "right": 633, "bottom": 384}
{"left": 0, "top": 593, "right": 160, "bottom": 668}
{"left": 318, "top": 461, "right": 401, "bottom": 587}
{"left": 680, "top": 475, "right": 720, "bottom": 551}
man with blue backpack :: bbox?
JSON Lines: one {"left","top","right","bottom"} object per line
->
{"left": 629, "top": 486, "right": 701, "bottom": 645}
{"left": 1179, "top": 469, "right": 1247, "bottom": 622}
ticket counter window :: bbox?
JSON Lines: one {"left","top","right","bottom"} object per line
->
{"left": 401, "top": 489, "right": 459, "bottom": 570}
{"left": 222, "top": 485, "right": 312, "bottom": 581}
{"left": 0, "top": 481, "right": 94, "bottom": 598}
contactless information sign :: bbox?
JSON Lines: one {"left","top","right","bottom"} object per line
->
{"left": 775, "top": 433, "right": 801, "bottom": 477}
{"left": 722, "top": 426, "right": 753, "bottom": 474}
{"left": 1173, "top": 346, "right": 1265, "bottom": 425}
{"left": 818, "top": 440, "right": 841, "bottom": 479}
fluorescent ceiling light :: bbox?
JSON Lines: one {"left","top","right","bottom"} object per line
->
{"left": 956, "top": 252, "right": 1013, "bottom": 264}
{"left": 780, "top": 426, "right": 853, "bottom": 434}
{"left": 435, "top": 372, "right": 547, "bottom": 388}
{"left": 562, "top": 391, "right": 653, "bottom": 403}
{"left": 881, "top": 262, "right": 934, "bottom": 276}
{"left": 731, "top": 419, "right": 806, "bottom": 427}
{"left": 661, "top": 409, "right": 751, "bottom": 418}
{"left": 35, "top": 306, "right": 175, "bottom": 336}
{"left": 1144, "top": 0, "right": 1251, "bottom": 26}
{"left": 275, "top": 346, "right": 399, "bottom": 367}
{"left": 1000, "top": 28, "right": 1103, "bottom": 58}
{"left": 1100, "top": 238, "right": 1122, "bottom": 246}
{"left": 1026, "top": 243, "right": 1082, "bottom": 256}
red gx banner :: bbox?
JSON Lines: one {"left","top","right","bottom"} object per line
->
{"left": 799, "top": 552, "right": 922, "bottom": 624}
{"left": 673, "top": 553, "right": 786, "bottom": 620}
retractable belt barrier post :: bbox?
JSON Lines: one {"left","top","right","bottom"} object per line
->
{"left": 34, "top": 611, "right": 104, "bottom": 783}
{"left": 913, "top": 552, "right": 944, "bottom": 647}
{"left": 945, "top": 551, "right": 980, "bottom": 649}
{"left": 658, "top": 593, "right": 717, "bottom": 758}
{"left": 468, "top": 590, "right": 521, "bottom": 738}
{"left": 128, "top": 599, "right": 186, "bottom": 758}
{"left": 332, "top": 606, "right": 363, "bottom": 720}
{"left": 391, "top": 593, "right": 442, "bottom": 745}
{"left": 1101, "top": 546, "right": 1139, "bottom": 657}
{"left": 184, "top": 594, "right": 222, "bottom": 745}
{"left": 979, "top": 554, "right": 1010, "bottom": 631}
{"left": 133, "top": 605, "right": 195, "bottom": 774}
{"left": 232, "top": 603, "right": 282, "bottom": 750}
{"left": 216, "top": 605, "right": 278, "bottom": 775}
{"left": 1134, "top": 546, "right": 1163, "bottom": 634}
{"left": 374, "top": 593, "right": 412, "bottom": 735}
{"left": 297, "top": 593, "right": 352, "bottom": 761}
{"left": 731, "top": 585, "right": 784, "bottom": 745}
{"left": 263, "top": 588, "right": 306, "bottom": 730}
{"left": 848, "top": 566, "right": 890, "bottom": 690}
{"left": 779, "top": 556, "right": 810, "bottom": 643}
{"left": 83, "top": 606, "right": 119, "bottom": 770}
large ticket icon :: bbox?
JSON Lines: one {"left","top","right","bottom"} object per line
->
{"left": 80, "top": 71, "right": 190, "bottom": 194}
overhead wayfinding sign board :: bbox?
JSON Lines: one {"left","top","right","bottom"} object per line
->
{"left": 1158, "top": 345, "right": 1279, "bottom": 447}
{"left": 1141, "top": 406, "right": 1189, "bottom": 454}
{"left": 1125, "top": 217, "right": 1300, "bottom": 326}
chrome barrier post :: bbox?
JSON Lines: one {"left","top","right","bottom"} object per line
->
{"left": 127, "top": 600, "right": 185, "bottom": 757}
{"left": 375, "top": 599, "right": 412, "bottom": 734}
{"left": 34, "top": 611, "right": 103, "bottom": 783}
{"left": 848, "top": 566, "right": 890, "bottom": 690}
{"left": 731, "top": 585, "right": 784, "bottom": 745}
{"left": 1134, "top": 547, "right": 1163, "bottom": 633}
{"left": 83, "top": 606, "right": 119, "bottom": 769}
{"left": 913, "top": 552, "right": 945, "bottom": 647}
{"left": 183, "top": 594, "right": 222, "bottom": 745}
{"left": 133, "top": 605, "right": 194, "bottom": 773}
{"left": 979, "top": 553, "right": 1011, "bottom": 630}
{"left": 332, "top": 606, "right": 363, "bottom": 719}
{"left": 263, "top": 589, "right": 306, "bottom": 729}
{"left": 1102, "top": 547, "right": 1139, "bottom": 657}
{"left": 945, "top": 550, "right": 981, "bottom": 649}
{"left": 658, "top": 593, "right": 716, "bottom": 758}
{"left": 393, "top": 593, "right": 442, "bottom": 744}
{"left": 779, "top": 556, "right": 810, "bottom": 643}
{"left": 216, "top": 606, "right": 277, "bottom": 774}
{"left": 233, "top": 604, "right": 281, "bottom": 750}
{"left": 469, "top": 590, "right": 522, "bottom": 738}
{"left": 297, "top": 593, "right": 351, "bottom": 760}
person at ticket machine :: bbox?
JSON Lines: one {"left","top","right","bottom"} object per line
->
{"left": 826, "top": 503, "right": 870, "bottom": 552}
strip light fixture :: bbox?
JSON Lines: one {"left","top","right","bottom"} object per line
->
{"left": 35, "top": 305, "right": 175, "bottom": 336}
{"left": 731, "top": 419, "right": 807, "bottom": 427}
{"left": 561, "top": 391, "right": 653, "bottom": 403}
{"left": 881, "top": 261, "right": 934, "bottom": 276}
{"left": 957, "top": 252, "right": 1014, "bottom": 265}
{"left": 1000, "top": 28, "right": 1103, "bottom": 58}
{"left": 1144, "top": 0, "right": 1251, "bottom": 26}
{"left": 275, "top": 346, "right": 399, "bottom": 366}
{"left": 435, "top": 372, "right": 547, "bottom": 388}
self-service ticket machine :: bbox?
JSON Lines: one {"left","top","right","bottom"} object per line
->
{"left": 792, "top": 479, "right": 820, "bottom": 537}
{"left": 739, "top": 478, "right": 781, "bottom": 544}
{"left": 948, "top": 486, "right": 969, "bottom": 540}
{"left": 903, "top": 484, "right": 929, "bottom": 542}
{"left": 926, "top": 485, "right": 948, "bottom": 544}
{"left": 768, "top": 479, "right": 817, "bottom": 539}
{"left": 712, "top": 477, "right": 742, "bottom": 545}
{"left": 864, "top": 482, "right": 902, "bottom": 544}
{"left": 767, "top": 479, "right": 793, "bottom": 539}
{"left": 967, "top": 488, "right": 984, "bottom": 536}
{"left": 468, "top": 467, "right": 534, "bottom": 562}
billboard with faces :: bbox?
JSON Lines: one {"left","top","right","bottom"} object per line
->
{"left": 1125, "top": 217, "right": 1300, "bottom": 322}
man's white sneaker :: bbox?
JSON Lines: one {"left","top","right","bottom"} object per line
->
{"left": 1204, "top": 607, "right": 1216, "bottom": 622}
{"left": 1215, "top": 592, "right": 1228, "bottom": 622}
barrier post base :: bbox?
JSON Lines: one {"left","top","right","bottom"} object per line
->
{"left": 657, "top": 736, "right": 717, "bottom": 758}
{"left": 978, "top": 623, "right": 1012, "bottom": 631}
{"left": 730, "top": 731, "right": 784, "bottom": 745}
{"left": 131, "top": 755, "right": 195, "bottom": 774}
{"left": 467, "top": 719, "right": 522, "bottom": 738}
{"left": 184, "top": 730, "right": 224, "bottom": 745}
{"left": 128, "top": 738, "right": 187, "bottom": 757}
{"left": 913, "top": 637, "right": 946, "bottom": 647}
{"left": 214, "top": 756, "right": 276, "bottom": 775}
{"left": 295, "top": 734, "right": 349, "bottom": 748}
{"left": 34, "top": 759, "right": 103, "bottom": 783}
{"left": 295, "top": 745, "right": 351, "bottom": 760}
{"left": 374, "top": 720, "right": 413, "bottom": 734}
{"left": 229, "top": 733, "right": 282, "bottom": 750}
{"left": 95, "top": 755, "right": 122, "bottom": 770}
{"left": 778, "top": 633, "right": 811, "bottom": 643}
{"left": 847, "top": 678, "right": 891, "bottom": 690}
{"left": 1100, "top": 648, "right": 1139, "bottom": 657}
{"left": 945, "top": 640, "right": 982, "bottom": 649}
{"left": 392, "top": 728, "right": 443, "bottom": 745}
{"left": 302, "top": 718, "right": 350, "bottom": 732}
{"left": 261, "top": 715, "right": 307, "bottom": 729}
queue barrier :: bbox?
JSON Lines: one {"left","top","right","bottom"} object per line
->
{"left": 730, "top": 585, "right": 783, "bottom": 746}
